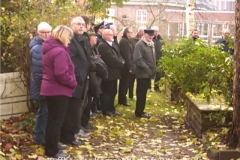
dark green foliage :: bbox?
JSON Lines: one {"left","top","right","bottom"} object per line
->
{"left": 160, "top": 38, "right": 233, "bottom": 105}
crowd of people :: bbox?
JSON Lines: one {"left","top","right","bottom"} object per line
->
{"left": 30, "top": 16, "right": 233, "bottom": 158}
{"left": 30, "top": 16, "right": 164, "bottom": 158}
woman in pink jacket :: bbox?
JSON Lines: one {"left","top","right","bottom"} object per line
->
{"left": 40, "top": 25, "right": 77, "bottom": 158}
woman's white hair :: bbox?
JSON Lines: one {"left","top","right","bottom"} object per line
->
{"left": 37, "top": 22, "right": 52, "bottom": 32}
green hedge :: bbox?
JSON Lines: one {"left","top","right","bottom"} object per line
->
{"left": 160, "top": 38, "right": 233, "bottom": 105}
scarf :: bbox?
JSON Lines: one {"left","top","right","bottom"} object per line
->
{"left": 142, "top": 37, "right": 155, "bottom": 56}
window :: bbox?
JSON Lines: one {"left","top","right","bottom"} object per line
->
{"left": 136, "top": 10, "right": 147, "bottom": 23}
{"left": 215, "top": 0, "right": 235, "bottom": 11}
{"left": 212, "top": 24, "right": 222, "bottom": 36}
{"left": 105, "top": 8, "right": 115, "bottom": 23}
{"left": 226, "top": 1, "right": 235, "bottom": 11}
{"left": 196, "top": 23, "right": 208, "bottom": 35}
{"left": 107, "top": 8, "right": 115, "bottom": 17}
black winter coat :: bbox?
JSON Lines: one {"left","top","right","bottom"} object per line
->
{"left": 98, "top": 39, "right": 124, "bottom": 81}
{"left": 89, "top": 57, "right": 108, "bottom": 96}
{"left": 69, "top": 33, "right": 89, "bottom": 99}
{"left": 152, "top": 35, "right": 163, "bottom": 61}
{"left": 119, "top": 36, "right": 134, "bottom": 72}
{"left": 215, "top": 38, "right": 234, "bottom": 55}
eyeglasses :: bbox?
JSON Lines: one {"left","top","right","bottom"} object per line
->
{"left": 74, "top": 22, "right": 85, "bottom": 26}
{"left": 39, "top": 31, "right": 51, "bottom": 34}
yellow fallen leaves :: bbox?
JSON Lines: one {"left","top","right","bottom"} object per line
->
{"left": 156, "top": 130, "right": 165, "bottom": 137}
{"left": 119, "top": 147, "right": 132, "bottom": 153}
{"left": 125, "top": 138, "right": 133, "bottom": 145}
{"left": 7, "top": 36, "right": 14, "bottom": 43}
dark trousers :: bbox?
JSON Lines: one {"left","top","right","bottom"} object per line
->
{"left": 148, "top": 79, "right": 152, "bottom": 89}
{"left": 60, "top": 97, "right": 82, "bottom": 144}
{"left": 45, "top": 96, "right": 69, "bottom": 157}
{"left": 91, "top": 97, "right": 101, "bottom": 112}
{"left": 128, "top": 73, "right": 135, "bottom": 99}
{"left": 78, "top": 80, "right": 89, "bottom": 129}
{"left": 100, "top": 80, "right": 117, "bottom": 114}
{"left": 135, "top": 78, "right": 150, "bottom": 116}
{"left": 154, "top": 72, "right": 162, "bottom": 89}
{"left": 81, "top": 94, "right": 92, "bottom": 127}
{"left": 91, "top": 97, "right": 102, "bottom": 113}
{"left": 118, "top": 71, "right": 131, "bottom": 104}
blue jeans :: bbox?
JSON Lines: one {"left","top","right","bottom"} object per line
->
{"left": 34, "top": 99, "right": 48, "bottom": 144}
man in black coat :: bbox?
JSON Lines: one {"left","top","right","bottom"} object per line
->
{"left": 98, "top": 29, "right": 125, "bottom": 116}
{"left": 151, "top": 26, "right": 164, "bottom": 92}
{"left": 133, "top": 29, "right": 156, "bottom": 118}
{"left": 118, "top": 27, "right": 134, "bottom": 106}
{"left": 60, "top": 16, "right": 89, "bottom": 146}
{"left": 129, "top": 26, "right": 146, "bottom": 99}
{"left": 78, "top": 16, "right": 100, "bottom": 135}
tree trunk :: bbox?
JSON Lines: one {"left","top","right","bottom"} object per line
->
{"left": 226, "top": 0, "right": 240, "bottom": 148}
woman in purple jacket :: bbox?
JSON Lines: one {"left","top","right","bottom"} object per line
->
{"left": 40, "top": 25, "right": 77, "bottom": 159}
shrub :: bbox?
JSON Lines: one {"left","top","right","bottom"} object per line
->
{"left": 160, "top": 38, "right": 233, "bottom": 105}
{"left": 1, "top": 0, "right": 83, "bottom": 110}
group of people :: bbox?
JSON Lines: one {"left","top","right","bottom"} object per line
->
{"left": 30, "top": 16, "right": 164, "bottom": 158}
{"left": 190, "top": 28, "right": 234, "bottom": 55}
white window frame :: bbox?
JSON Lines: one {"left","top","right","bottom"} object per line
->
{"left": 136, "top": 9, "right": 147, "bottom": 23}
{"left": 105, "top": 8, "right": 115, "bottom": 23}
{"left": 107, "top": 8, "right": 115, "bottom": 17}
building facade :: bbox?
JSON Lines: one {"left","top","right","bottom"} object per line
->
{"left": 103, "top": 0, "right": 235, "bottom": 43}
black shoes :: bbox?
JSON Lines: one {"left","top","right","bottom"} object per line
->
{"left": 57, "top": 143, "right": 69, "bottom": 150}
{"left": 136, "top": 112, "right": 151, "bottom": 118}
{"left": 70, "top": 140, "right": 85, "bottom": 146}
{"left": 119, "top": 102, "right": 132, "bottom": 106}
{"left": 112, "top": 111, "right": 122, "bottom": 116}
{"left": 102, "top": 112, "right": 112, "bottom": 116}
{"left": 102, "top": 111, "right": 122, "bottom": 116}
{"left": 35, "top": 142, "right": 68, "bottom": 150}
{"left": 82, "top": 123, "right": 97, "bottom": 132}
{"left": 52, "top": 152, "right": 70, "bottom": 158}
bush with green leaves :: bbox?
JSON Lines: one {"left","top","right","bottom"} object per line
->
{"left": 1, "top": 0, "right": 85, "bottom": 110}
{"left": 160, "top": 38, "right": 233, "bottom": 105}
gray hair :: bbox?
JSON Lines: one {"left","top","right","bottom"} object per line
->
{"left": 71, "top": 16, "right": 85, "bottom": 26}
{"left": 138, "top": 26, "right": 146, "bottom": 32}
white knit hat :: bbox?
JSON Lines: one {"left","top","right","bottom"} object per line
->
{"left": 37, "top": 22, "right": 52, "bottom": 32}
{"left": 223, "top": 28, "right": 230, "bottom": 34}
{"left": 151, "top": 26, "right": 159, "bottom": 31}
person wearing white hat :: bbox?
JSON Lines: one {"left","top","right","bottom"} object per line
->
{"left": 215, "top": 28, "right": 234, "bottom": 55}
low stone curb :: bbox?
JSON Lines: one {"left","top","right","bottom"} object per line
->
{"left": 201, "top": 134, "right": 240, "bottom": 160}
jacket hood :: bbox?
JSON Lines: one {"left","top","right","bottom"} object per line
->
{"left": 42, "top": 36, "right": 69, "bottom": 54}
{"left": 29, "top": 36, "right": 44, "bottom": 49}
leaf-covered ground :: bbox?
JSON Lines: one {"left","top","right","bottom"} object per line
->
{"left": 1, "top": 89, "right": 210, "bottom": 159}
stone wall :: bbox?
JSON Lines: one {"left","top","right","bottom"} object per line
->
{"left": 0, "top": 72, "right": 29, "bottom": 120}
